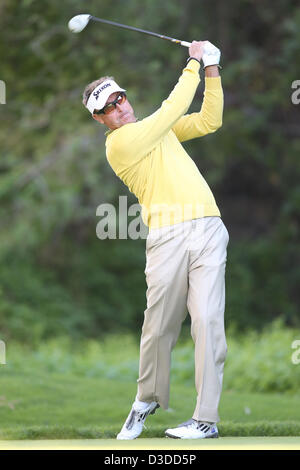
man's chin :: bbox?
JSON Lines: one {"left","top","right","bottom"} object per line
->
{"left": 121, "top": 112, "right": 130, "bottom": 118}
{"left": 111, "top": 114, "right": 136, "bottom": 130}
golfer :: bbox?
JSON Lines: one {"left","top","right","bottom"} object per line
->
{"left": 83, "top": 40, "right": 229, "bottom": 439}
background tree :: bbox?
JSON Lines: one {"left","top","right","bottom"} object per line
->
{"left": 0, "top": 0, "right": 299, "bottom": 343}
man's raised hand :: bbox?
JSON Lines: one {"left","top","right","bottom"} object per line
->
{"left": 188, "top": 41, "right": 206, "bottom": 62}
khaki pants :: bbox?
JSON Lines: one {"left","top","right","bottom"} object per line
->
{"left": 137, "top": 216, "right": 229, "bottom": 423}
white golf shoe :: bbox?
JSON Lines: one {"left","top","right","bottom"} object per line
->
{"left": 165, "top": 419, "right": 218, "bottom": 439}
{"left": 117, "top": 401, "right": 159, "bottom": 440}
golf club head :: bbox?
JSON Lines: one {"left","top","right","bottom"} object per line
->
{"left": 68, "top": 14, "right": 91, "bottom": 33}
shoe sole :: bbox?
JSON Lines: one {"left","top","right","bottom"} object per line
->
{"left": 165, "top": 432, "right": 219, "bottom": 440}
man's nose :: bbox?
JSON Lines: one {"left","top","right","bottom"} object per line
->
{"left": 116, "top": 103, "right": 123, "bottom": 112}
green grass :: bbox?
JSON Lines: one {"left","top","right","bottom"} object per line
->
{"left": 0, "top": 369, "right": 300, "bottom": 439}
{"left": 1, "top": 437, "right": 300, "bottom": 450}
{"left": 0, "top": 326, "right": 300, "bottom": 440}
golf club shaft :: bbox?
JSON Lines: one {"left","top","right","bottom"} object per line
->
{"left": 89, "top": 15, "right": 191, "bottom": 48}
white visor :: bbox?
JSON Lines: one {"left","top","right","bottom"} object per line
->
{"left": 86, "top": 79, "right": 126, "bottom": 114}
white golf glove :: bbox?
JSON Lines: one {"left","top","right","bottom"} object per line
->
{"left": 202, "top": 41, "right": 221, "bottom": 68}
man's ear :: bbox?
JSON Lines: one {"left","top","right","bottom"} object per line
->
{"left": 92, "top": 113, "right": 104, "bottom": 124}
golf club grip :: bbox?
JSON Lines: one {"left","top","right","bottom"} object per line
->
{"left": 90, "top": 15, "right": 191, "bottom": 48}
{"left": 181, "top": 41, "right": 192, "bottom": 48}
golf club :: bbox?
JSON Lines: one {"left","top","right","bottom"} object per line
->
{"left": 68, "top": 14, "right": 192, "bottom": 48}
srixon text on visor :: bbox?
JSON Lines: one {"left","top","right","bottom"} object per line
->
{"left": 93, "top": 82, "right": 111, "bottom": 100}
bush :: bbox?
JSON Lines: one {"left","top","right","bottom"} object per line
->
{"left": 3, "top": 320, "right": 300, "bottom": 394}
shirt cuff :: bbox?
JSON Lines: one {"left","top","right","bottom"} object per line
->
{"left": 184, "top": 58, "right": 201, "bottom": 73}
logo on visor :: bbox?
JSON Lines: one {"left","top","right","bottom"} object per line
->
{"left": 93, "top": 82, "right": 111, "bottom": 100}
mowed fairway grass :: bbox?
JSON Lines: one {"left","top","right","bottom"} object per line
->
{"left": 1, "top": 437, "right": 300, "bottom": 450}
{"left": 0, "top": 370, "right": 300, "bottom": 441}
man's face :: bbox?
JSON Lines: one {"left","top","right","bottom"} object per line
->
{"left": 92, "top": 91, "right": 136, "bottom": 130}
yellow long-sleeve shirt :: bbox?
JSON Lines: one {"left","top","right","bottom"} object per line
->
{"left": 105, "top": 59, "right": 223, "bottom": 229}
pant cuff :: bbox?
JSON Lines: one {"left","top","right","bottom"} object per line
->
{"left": 193, "top": 406, "right": 220, "bottom": 423}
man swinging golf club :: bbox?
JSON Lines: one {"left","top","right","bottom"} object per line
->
{"left": 82, "top": 40, "right": 229, "bottom": 439}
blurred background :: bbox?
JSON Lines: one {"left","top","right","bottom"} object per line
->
{"left": 0, "top": 0, "right": 300, "bottom": 437}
